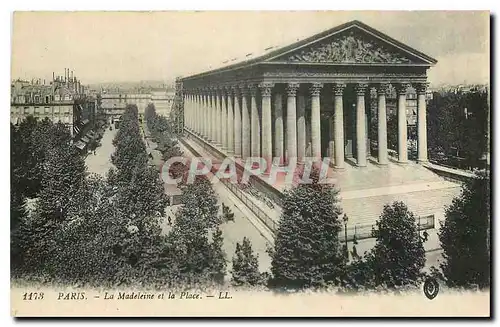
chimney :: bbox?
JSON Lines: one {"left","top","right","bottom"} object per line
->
{"left": 52, "top": 72, "right": 55, "bottom": 81}
{"left": 71, "top": 70, "right": 74, "bottom": 80}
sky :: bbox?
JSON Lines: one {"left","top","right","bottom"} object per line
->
{"left": 11, "top": 11, "right": 490, "bottom": 87}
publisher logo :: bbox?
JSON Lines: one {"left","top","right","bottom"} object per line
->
{"left": 423, "top": 277, "right": 440, "bottom": 300}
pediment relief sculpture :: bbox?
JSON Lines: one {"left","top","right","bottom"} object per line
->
{"left": 284, "top": 30, "right": 415, "bottom": 64}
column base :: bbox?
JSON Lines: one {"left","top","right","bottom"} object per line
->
{"left": 397, "top": 160, "right": 409, "bottom": 165}
{"left": 417, "top": 159, "right": 429, "bottom": 164}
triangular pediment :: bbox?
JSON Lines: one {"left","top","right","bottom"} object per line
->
{"left": 267, "top": 24, "right": 434, "bottom": 65}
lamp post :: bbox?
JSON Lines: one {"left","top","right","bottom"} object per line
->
{"left": 343, "top": 214, "right": 349, "bottom": 260}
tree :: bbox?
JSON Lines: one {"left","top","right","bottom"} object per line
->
{"left": 269, "top": 167, "right": 345, "bottom": 289}
{"left": 438, "top": 170, "right": 490, "bottom": 289}
{"left": 231, "top": 237, "right": 261, "bottom": 286}
{"left": 368, "top": 201, "right": 425, "bottom": 288}
{"left": 10, "top": 190, "right": 28, "bottom": 271}
{"left": 22, "top": 143, "right": 87, "bottom": 272}
{"left": 427, "top": 89, "right": 489, "bottom": 169}
{"left": 44, "top": 174, "right": 128, "bottom": 285}
{"left": 209, "top": 228, "right": 226, "bottom": 284}
{"left": 177, "top": 176, "right": 221, "bottom": 229}
{"left": 11, "top": 117, "right": 43, "bottom": 198}
{"left": 114, "top": 165, "right": 168, "bottom": 226}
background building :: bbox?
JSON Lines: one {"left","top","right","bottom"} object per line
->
{"left": 10, "top": 68, "right": 94, "bottom": 137}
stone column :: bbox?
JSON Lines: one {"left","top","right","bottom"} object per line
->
{"left": 214, "top": 89, "right": 220, "bottom": 145}
{"left": 233, "top": 86, "right": 242, "bottom": 157}
{"left": 221, "top": 88, "right": 227, "bottom": 149}
{"left": 286, "top": 83, "right": 300, "bottom": 163}
{"left": 376, "top": 83, "right": 389, "bottom": 165}
{"left": 310, "top": 83, "right": 323, "bottom": 161}
{"left": 190, "top": 93, "right": 194, "bottom": 131}
{"left": 241, "top": 84, "right": 251, "bottom": 159}
{"left": 274, "top": 91, "right": 284, "bottom": 165}
{"left": 202, "top": 92, "right": 208, "bottom": 139}
{"left": 355, "top": 83, "right": 368, "bottom": 167}
{"left": 250, "top": 85, "right": 260, "bottom": 158}
{"left": 396, "top": 83, "right": 409, "bottom": 163}
{"left": 197, "top": 92, "right": 201, "bottom": 135}
{"left": 333, "top": 83, "right": 346, "bottom": 169}
{"left": 297, "top": 91, "right": 306, "bottom": 163}
{"left": 226, "top": 87, "right": 234, "bottom": 153}
{"left": 212, "top": 89, "right": 219, "bottom": 144}
{"left": 416, "top": 82, "right": 429, "bottom": 163}
{"left": 209, "top": 89, "right": 215, "bottom": 142}
{"left": 259, "top": 82, "right": 274, "bottom": 171}
{"left": 183, "top": 94, "right": 188, "bottom": 130}
{"left": 187, "top": 93, "right": 191, "bottom": 130}
{"left": 218, "top": 88, "right": 225, "bottom": 146}
{"left": 194, "top": 92, "right": 199, "bottom": 134}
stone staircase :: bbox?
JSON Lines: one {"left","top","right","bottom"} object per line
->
{"left": 330, "top": 160, "right": 447, "bottom": 192}
{"left": 341, "top": 185, "right": 462, "bottom": 226}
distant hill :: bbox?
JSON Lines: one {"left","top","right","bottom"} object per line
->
{"left": 88, "top": 80, "right": 175, "bottom": 93}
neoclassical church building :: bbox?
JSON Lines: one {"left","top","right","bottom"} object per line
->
{"left": 181, "top": 20, "right": 437, "bottom": 169}
{"left": 180, "top": 19, "right": 464, "bottom": 242}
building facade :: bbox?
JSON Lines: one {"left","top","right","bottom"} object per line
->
{"left": 101, "top": 91, "right": 174, "bottom": 122}
{"left": 180, "top": 20, "right": 437, "bottom": 168}
{"left": 10, "top": 69, "right": 91, "bottom": 137}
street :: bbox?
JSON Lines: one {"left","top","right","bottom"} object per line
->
{"left": 85, "top": 127, "right": 117, "bottom": 175}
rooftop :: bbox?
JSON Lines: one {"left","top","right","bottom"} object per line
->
{"left": 182, "top": 20, "right": 437, "bottom": 82}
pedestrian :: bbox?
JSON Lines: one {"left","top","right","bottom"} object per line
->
{"left": 94, "top": 150, "right": 96, "bottom": 155}
{"left": 168, "top": 216, "right": 172, "bottom": 226}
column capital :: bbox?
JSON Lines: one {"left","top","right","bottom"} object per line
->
{"left": 231, "top": 85, "right": 241, "bottom": 96}
{"left": 333, "top": 83, "right": 347, "bottom": 96}
{"left": 214, "top": 86, "right": 224, "bottom": 96}
{"left": 239, "top": 83, "right": 251, "bottom": 96}
{"left": 415, "top": 82, "right": 430, "bottom": 95}
{"left": 375, "top": 83, "right": 391, "bottom": 95}
{"left": 222, "top": 86, "right": 233, "bottom": 96}
{"left": 248, "top": 84, "right": 259, "bottom": 96}
{"left": 206, "top": 87, "right": 216, "bottom": 96}
{"left": 309, "top": 82, "right": 323, "bottom": 96}
{"left": 258, "top": 82, "right": 274, "bottom": 97}
{"left": 286, "top": 82, "right": 300, "bottom": 96}
{"left": 355, "top": 83, "right": 369, "bottom": 96}
{"left": 394, "top": 83, "right": 411, "bottom": 95}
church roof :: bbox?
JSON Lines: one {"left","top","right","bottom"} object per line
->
{"left": 182, "top": 20, "right": 438, "bottom": 81}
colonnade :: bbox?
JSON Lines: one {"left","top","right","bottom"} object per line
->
{"left": 183, "top": 81, "right": 429, "bottom": 168}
